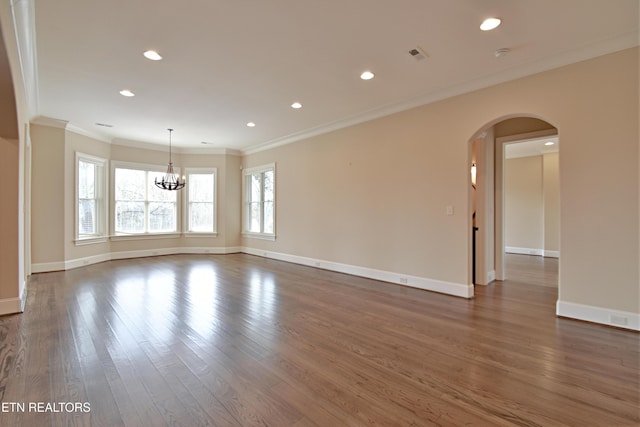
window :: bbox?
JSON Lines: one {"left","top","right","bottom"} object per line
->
{"left": 76, "top": 153, "right": 108, "bottom": 243}
{"left": 113, "top": 163, "right": 179, "bottom": 235}
{"left": 185, "top": 168, "right": 216, "bottom": 234}
{"left": 243, "top": 163, "right": 275, "bottom": 239}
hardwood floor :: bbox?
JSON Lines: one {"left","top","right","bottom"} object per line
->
{"left": 504, "top": 253, "right": 558, "bottom": 288}
{"left": 0, "top": 254, "right": 638, "bottom": 426}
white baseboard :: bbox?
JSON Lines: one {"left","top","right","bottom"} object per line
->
{"left": 543, "top": 250, "right": 560, "bottom": 258}
{"left": 242, "top": 247, "right": 474, "bottom": 299}
{"left": 506, "top": 247, "right": 560, "bottom": 258}
{"left": 506, "top": 246, "right": 544, "bottom": 256}
{"left": 0, "top": 283, "right": 26, "bottom": 315}
{"left": 556, "top": 300, "right": 639, "bottom": 331}
{"left": 31, "top": 260, "right": 66, "bottom": 273}
{"left": 487, "top": 270, "right": 496, "bottom": 282}
{"left": 32, "top": 246, "right": 242, "bottom": 273}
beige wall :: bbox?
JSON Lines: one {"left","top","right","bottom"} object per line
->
{"left": 543, "top": 152, "right": 560, "bottom": 252}
{"left": 0, "top": 137, "right": 19, "bottom": 299}
{"left": 30, "top": 128, "right": 242, "bottom": 266}
{"left": 505, "top": 156, "right": 544, "bottom": 251}
{"left": 31, "top": 124, "right": 65, "bottom": 264}
{"left": 242, "top": 48, "right": 639, "bottom": 314}
{"left": 504, "top": 153, "right": 559, "bottom": 254}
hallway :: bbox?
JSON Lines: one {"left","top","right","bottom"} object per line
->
{"left": 505, "top": 253, "right": 558, "bottom": 288}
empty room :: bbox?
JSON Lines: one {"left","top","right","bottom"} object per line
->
{"left": 0, "top": 1, "right": 638, "bottom": 426}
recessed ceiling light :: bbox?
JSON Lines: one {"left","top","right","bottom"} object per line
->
{"left": 119, "top": 89, "right": 135, "bottom": 97}
{"left": 480, "top": 17, "right": 501, "bottom": 31}
{"left": 95, "top": 122, "right": 113, "bottom": 128}
{"left": 201, "top": 141, "right": 215, "bottom": 145}
{"left": 360, "top": 71, "right": 375, "bottom": 80}
{"left": 291, "top": 102, "right": 302, "bottom": 109}
{"left": 143, "top": 50, "right": 163, "bottom": 61}
{"left": 246, "top": 122, "right": 256, "bottom": 127}
{"left": 544, "top": 141, "right": 555, "bottom": 146}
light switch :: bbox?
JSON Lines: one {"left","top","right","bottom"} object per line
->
{"left": 446, "top": 205, "right": 454, "bottom": 216}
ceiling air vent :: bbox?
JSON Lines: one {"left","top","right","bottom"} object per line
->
{"left": 408, "top": 47, "right": 427, "bottom": 61}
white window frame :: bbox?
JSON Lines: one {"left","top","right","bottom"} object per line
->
{"left": 242, "top": 163, "right": 276, "bottom": 240}
{"left": 184, "top": 167, "right": 217, "bottom": 236}
{"left": 75, "top": 152, "right": 108, "bottom": 244}
{"left": 110, "top": 160, "right": 182, "bottom": 239}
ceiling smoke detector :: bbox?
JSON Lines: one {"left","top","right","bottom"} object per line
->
{"left": 494, "top": 48, "right": 510, "bottom": 57}
{"left": 408, "top": 47, "right": 427, "bottom": 61}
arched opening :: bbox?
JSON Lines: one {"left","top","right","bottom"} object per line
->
{"left": 469, "top": 115, "right": 559, "bottom": 290}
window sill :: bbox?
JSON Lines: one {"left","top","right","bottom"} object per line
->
{"left": 110, "top": 233, "right": 181, "bottom": 242}
{"left": 183, "top": 232, "right": 219, "bottom": 238}
{"left": 242, "top": 232, "right": 276, "bottom": 241}
{"left": 75, "top": 236, "right": 109, "bottom": 246}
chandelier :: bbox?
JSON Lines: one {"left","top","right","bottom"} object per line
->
{"left": 155, "top": 128, "right": 185, "bottom": 191}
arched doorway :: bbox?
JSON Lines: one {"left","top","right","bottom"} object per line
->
{"left": 469, "top": 116, "right": 558, "bottom": 287}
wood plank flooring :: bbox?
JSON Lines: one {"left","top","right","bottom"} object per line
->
{"left": 504, "top": 253, "right": 558, "bottom": 288}
{"left": 0, "top": 254, "right": 637, "bottom": 426}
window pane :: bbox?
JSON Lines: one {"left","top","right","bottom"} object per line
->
{"left": 264, "top": 170, "right": 274, "bottom": 202}
{"left": 116, "top": 201, "right": 145, "bottom": 233}
{"left": 264, "top": 201, "right": 274, "bottom": 233}
{"left": 79, "top": 199, "right": 96, "bottom": 234}
{"left": 79, "top": 161, "right": 95, "bottom": 199}
{"left": 249, "top": 202, "right": 261, "bottom": 232}
{"left": 149, "top": 202, "right": 176, "bottom": 232}
{"left": 189, "top": 202, "right": 214, "bottom": 232}
{"left": 250, "top": 173, "right": 262, "bottom": 202}
{"left": 115, "top": 169, "right": 145, "bottom": 201}
{"left": 189, "top": 174, "right": 214, "bottom": 202}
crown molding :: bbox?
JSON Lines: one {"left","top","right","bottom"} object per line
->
{"left": 31, "top": 115, "right": 68, "bottom": 129}
{"left": 111, "top": 137, "right": 241, "bottom": 156}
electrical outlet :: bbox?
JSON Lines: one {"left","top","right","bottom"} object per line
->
{"left": 610, "top": 315, "right": 628, "bottom": 326}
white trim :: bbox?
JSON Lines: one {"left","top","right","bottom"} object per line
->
{"left": 110, "top": 233, "right": 181, "bottom": 241}
{"left": 76, "top": 152, "right": 109, "bottom": 242}
{"left": 66, "top": 123, "right": 111, "bottom": 144}
{"left": 506, "top": 246, "right": 544, "bottom": 256}
{"left": 242, "top": 163, "right": 276, "bottom": 239}
{"left": 74, "top": 237, "right": 109, "bottom": 245}
{"left": 31, "top": 260, "right": 66, "bottom": 273}
{"left": 183, "top": 232, "right": 219, "bottom": 238}
{"left": 111, "top": 137, "right": 242, "bottom": 156}
{"left": 31, "top": 115, "right": 68, "bottom": 129}
{"left": 487, "top": 270, "right": 496, "bottom": 283}
{"left": 0, "top": 279, "right": 27, "bottom": 315}
{"left": 64, "top": 253, "right": 112, "bottom": 270}
{"left": 32, "top": 246, "right": 242, "bottom": 272}
{"left": 556, "top": 300, "right": 639, "bottom": 331}
{"left": 0, "top": 297, "right": 24, "bottom": 315}
{"left": 506, "top": 247, "right": 560, "bottom": 258}
{"left": 242, "top": 232, "right": 276, "bottom": 241}
{"left": 496, "top": 129, "right": 558, "bottom": 145}
{"left": 241, "top": 247, "right": 473, "bottom": 298}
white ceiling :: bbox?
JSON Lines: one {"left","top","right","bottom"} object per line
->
{"left": 31, "top": 0, "right": 638, "bottom": 151}
{"left": 505, "top": 136, "right": 559, "bottom": 159}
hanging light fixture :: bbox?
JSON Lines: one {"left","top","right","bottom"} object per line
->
{"left": 155, "top": 128, "right": 185, "bottom": 191}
